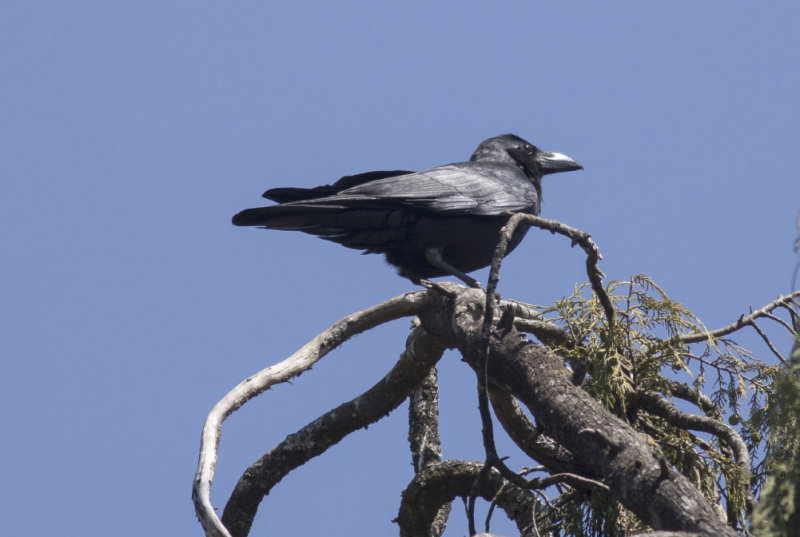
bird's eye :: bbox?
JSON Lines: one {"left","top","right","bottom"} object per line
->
{"left": 524, "top": 144, "right": 535, "bottom": 154}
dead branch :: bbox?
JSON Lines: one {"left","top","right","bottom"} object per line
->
{"left": 528, "top": 472, "right": 610, "bottom": 493}
{"left": 409, "top": 363, "right": 445, "bottom": 473}
{"left": 657, "top": 379, "right": 719, "bottom": 418}
{"left": 219, "top": 324, "right": 446, "bottom": 537}
{"left": 488, "top": 387, "right": 590, "bottom": 477}
{"left": 493, "top": 213, "right": 614, "bottom": 327}
{"left": 193, "top": 291, "right": 429, "bottom": 537}
{"left": 679, "top": 291, "right": 800, "bottom": 345}
{"left": 408, "top": 363, "right": 450, "bottom": 536}
{"left": 396, "top": 460, "right": 538, "bottom": 537}
{"left": 635, "top": 390, "right": 755, "bottom": 512}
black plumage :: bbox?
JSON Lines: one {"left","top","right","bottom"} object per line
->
{"left": 232, "top": 134, "right": 582, "bottom": 287}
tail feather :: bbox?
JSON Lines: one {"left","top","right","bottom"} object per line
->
{"left": 232, "top": 204, "right": 416, "bottom": 254}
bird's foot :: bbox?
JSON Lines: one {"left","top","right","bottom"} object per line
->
{"left": 418, "top": 278, "right": 435, "bottom": 289}
{"left": 418, "top": 279, "right": 458, "bottom": 298}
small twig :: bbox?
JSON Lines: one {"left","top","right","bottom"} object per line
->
{"left": 496, "top": 213, "right": 615, "bottom": 328}
{"left": 532, "top": 488, "right": 557, "bottom": 511}
{"left": 750, "top": 320, "right": 787, "bottom": 364}
{"left": 762, "top": 311, "right": 795, "bottom": 333}
{"left": 484, "top": 487, "right": 502, "bottom": 533}
{"left": 520, "top": 466, "right": 546, "bottom": 476}
{"left": 528, "top": 472, "right": 611, "bottom": 493}
{"left": 679, "top": 291, "right": 800, "bottom": 344}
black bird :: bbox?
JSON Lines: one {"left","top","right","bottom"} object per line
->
{"left": 232, "top": 134, "right": 582, "bottom": 287}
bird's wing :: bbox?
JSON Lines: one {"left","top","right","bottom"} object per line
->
{"left": 327, "top": 163, "right": 539, "bottom": 215}
{"left": 263, "top": 170, "right": 415, "bottom": 203}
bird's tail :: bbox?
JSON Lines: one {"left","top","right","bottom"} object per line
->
{"left": 232, "top": 204, "right": 338, "bottom": 229}
{"left": 231, "top": 203, "right": 413, "bottom": 254}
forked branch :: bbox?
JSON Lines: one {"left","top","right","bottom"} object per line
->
{"left": 679, "top": 291, "right": 800, "bottom": 345}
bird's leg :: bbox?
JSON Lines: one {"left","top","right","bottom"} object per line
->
{"left": 424, "top": 247, "right": 483, "bottom": 289}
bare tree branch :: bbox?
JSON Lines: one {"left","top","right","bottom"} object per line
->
{"left": 635, "top": 390, "right": 755, "bottom": 512}
{"left": 397, "top": 460, "right": 538, "bottom": 537}
{"left": 750, "top": 319, "right": 787, "bottom": 363}
{"left": 679, "top": 291, "right": 800, "bottom": 344}
{"left": 192, "top": 291, "right": 429, "bottom": 537}
{"left": 408, "top": 362, "right": 450, "bottom": 536}
{"left": 488, "top": 387, "right": 589, "bottom": 477}
{"left": 409, "top": 363, "right": 445, "bottom": 473}
{"left": 656, "top": 379, "right": 719, "bottom": 418}
{"left": 493, "top": 213, "right": 615, "bottom": 327}
{"left": 513, "top": 317, "right": 575, "bottom": 347}
{"left": 219, "top": 323, "right": 446, "bottom": 537}
{"left": 529, "top": 472, "right": 610, "bottom": 493}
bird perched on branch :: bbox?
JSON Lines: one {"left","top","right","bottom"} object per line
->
{"left": 233, "top": 134, "right": 582, "bottom": 287}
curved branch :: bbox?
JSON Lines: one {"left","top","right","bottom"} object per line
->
{"left": 192, "top": 291, "right": 429, "bottom": 537}
{"left": 635, "top": 390, "right": 755, "bottom": 511}
{"left": 657, "top": 379, "right": 719, "bottom": 418}
{"left": 220, "top": 324, "right": 446, "bottom": 537}
{"left": 679, "top": 291, "right": 800, "bottom": 344}
{"left": 488, "top": 387, "right": 590, "bottom": 477}
{"left": 397, "top": 460, "right": 538, "bottom": 537}
{"left": 493, "top": 213, "right": 614, "bottom": 327}
{"left": 513, "top": 318, "right": 575, "bottom": 347}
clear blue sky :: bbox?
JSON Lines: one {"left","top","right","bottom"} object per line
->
{"left": 2, "top": 2, "right": 799, "bottom": 536}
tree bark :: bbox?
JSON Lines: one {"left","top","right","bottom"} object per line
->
{"left": 418, "top": 285, "right": 738, "bottom": 537}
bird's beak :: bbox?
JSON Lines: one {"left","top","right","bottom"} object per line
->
{"left": 535, "top": 151, "right": 583, "bottom": 175}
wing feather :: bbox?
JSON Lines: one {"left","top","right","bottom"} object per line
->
{"left": 325, "top": 162, "right": 539, "bottom": 215}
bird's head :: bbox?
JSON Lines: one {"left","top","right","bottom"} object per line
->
{"left": 471, "top": 134, "right": 583, "bottom": 178}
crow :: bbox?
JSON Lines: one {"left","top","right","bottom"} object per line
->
{"left": 232, "top": 134, "right": 582, "bottom": 287}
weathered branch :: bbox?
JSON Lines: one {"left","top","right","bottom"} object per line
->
{"left": 418, "top": 285, "right": 739, "bottom": 537}
{"left": 193, "top": 291, "right": 429, "bottom": 537}
{"left": 462, "top": 212, "right": 601, "bottom": 532}
{"left": 409, "top": 363, "right": 444, "bottom": 473}
{"left": 219, "top": 324, "right": 446, "bottom": 537}
{"left": 530, "top": 472, "right": 610, "bottom": 493}
{"left": 408, "top": 363, "right": 450, "bottom": 536}
{"left": 657, "top": 379, "right": 719, "bottom": 418}
{"left": 513, "top": 317, "right": 575, "bottom": 347}
{"left": 750, "top": 319, "right": 787, "bottom": 363}
{"left": 397, "top": 460, "right": 538, "bottom": 537}
{"left": 679, "top": 291, "right": 800, "bottom": 344}
{"left": 488, "top": 387, "right": 591, "bottom": 477}
{"left": 635, "top": 390, "right": 755, "bottom": 512}
{"left": 494, "top": 213, "right": 615, "bottom": 327}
